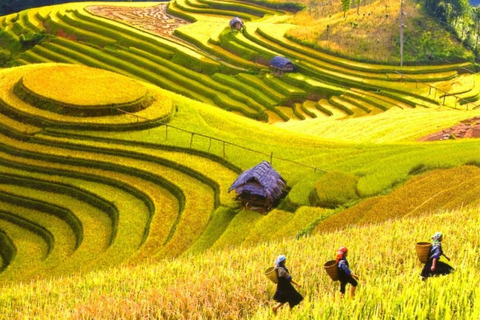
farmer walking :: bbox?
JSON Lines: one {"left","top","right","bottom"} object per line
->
{"left": 421, "top": 232, "right": 454, "bottom": 281}
{"left": 272, "top": 255, "right": 303, "bottom": 315}
{"left": 336, "top": 246, "right": 359, "bottom": 298}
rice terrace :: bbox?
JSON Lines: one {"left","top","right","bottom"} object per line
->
{"left": 0, "top": 0, "right": 479, "bottom": 318}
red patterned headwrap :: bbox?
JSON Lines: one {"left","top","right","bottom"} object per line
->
{"left": 336, "top": 246, "right": 348, "bottom": 262}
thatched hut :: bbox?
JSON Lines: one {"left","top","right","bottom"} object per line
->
{"left": 228, "top": 161, "right": 286, "bottom": 214}
{"left": 269, "top": 56, "right": 295, "bottom": 75}
{"left": 229, "top": 17, "right": 245, "bottom": 31}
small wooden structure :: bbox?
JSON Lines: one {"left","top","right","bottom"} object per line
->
{"left": 269, "top": 56, "right": 295, "bottom": 75}
{"left": 229, "top": 17, "right": 245, "bottom": 31}
{"left": 228, "top": 161, "right": 286, "bottom": 214}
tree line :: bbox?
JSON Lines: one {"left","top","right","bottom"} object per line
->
{"left": 421, "top": 0, "right": 480, "bottom": 58}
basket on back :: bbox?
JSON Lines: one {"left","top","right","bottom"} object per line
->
{"left": 416, "top": 242, "right": 432, "bottom": 263}
{"left": 324, "top": 260, "right": 338, "bottom": 281}
{"left": 265, "top": 267, "right": 278, "bottom": 284}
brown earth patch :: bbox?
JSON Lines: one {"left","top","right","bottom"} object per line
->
{"left": 87, "top": 4, "right": 189, "bottom": 37}
{"left": 418, "top": 116, "right": 480, "bottom": 141}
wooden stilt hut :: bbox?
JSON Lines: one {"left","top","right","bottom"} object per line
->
{"left": 269, "top": 56, "right": 295, "bottom": 76}
{"left": 228, "top": 161, "right": 286, "bottom": 214}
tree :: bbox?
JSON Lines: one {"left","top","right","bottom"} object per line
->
{"left": 452, "top": 0, "right": 471, "bottom": 20}
{"left": 436, "top": 1, "right": 454, "bottom": 23}
{"left": 473, "top": 7, "right": 480, "bottom": 49}
{"left": 341, "top": 0, "right": 352, "bottom": 18}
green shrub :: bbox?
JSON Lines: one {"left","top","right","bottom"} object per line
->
{"left": 310, "top": 170, "right": 360, "bottom": 208}
{"left": 286, "top": 172, "right": 325, "bottom": 208}
{"left": 0, "top": 229, "right": 15, "bottom": 271}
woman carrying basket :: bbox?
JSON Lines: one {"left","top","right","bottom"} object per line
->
{"left": 336, "top": 246, "right": 359, "bottom": 298}
{"left": 272, "top": 255, "right": 303, "bottom": 315}
{"left": 421, "top": 232, "right": 454, "bottom": 281}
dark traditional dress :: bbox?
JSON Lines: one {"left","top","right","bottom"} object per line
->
{"left": 273, "top": 266, "right": 303, "bottom": 308}
{"left": 337, "top": 258, "right": 358, "bottom": 294}
{"left": 421, "top": 243, "right": 454, "bottom": 279}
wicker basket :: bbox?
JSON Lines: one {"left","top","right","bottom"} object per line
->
{"left": 265, "top": 267, "right": 278, "bottom": 284}
{"left": 416, "top": 242, "right": 432, "bottom": 263}
{"left": 324, "top": 260, "right": 338, "bottom": 281}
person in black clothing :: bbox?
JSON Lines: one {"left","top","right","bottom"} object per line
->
{"left": 272, "top": 255, "right": 303, "bottom": 315}
{"left": 421, "top": 232, "right": 454, "bottom": 281}
{"left": 336, "top": 246, "right": 359, "bottom": 298}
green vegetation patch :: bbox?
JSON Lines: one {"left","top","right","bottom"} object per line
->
{"left": 284, "top": 172, "right": 325, "bottom": 208}
{"left": 310, "top": 170, "right": 360, "bottom": 208}
{"left": 243, "top": 209, "right": 294, "bottom": 245}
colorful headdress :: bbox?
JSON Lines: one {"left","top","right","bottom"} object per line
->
{"left": 275, "top": 255, "right": 286, "bottom": 267}
{"left": 432, "top": 232, "right": 443, "bottom": 243}
{"left": 336, "top": 246, "right": 348, "bottom": 262}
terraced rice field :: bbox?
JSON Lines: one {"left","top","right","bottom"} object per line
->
{"left": 0, "top": 63, "right": 243, "bottom": 280}
{"left": 1, "top": 0, "right": 478, "bottom": 123}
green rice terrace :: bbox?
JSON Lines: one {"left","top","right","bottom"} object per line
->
{"left": 0, "top": 0, "right": 479, "bottom": 306}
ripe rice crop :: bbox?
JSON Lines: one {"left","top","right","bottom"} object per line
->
{"left": 0, "top": 206, "right": 477, "bottom": 319}
{"left": 312, "top": 170, "right": 360, "bottom": 208}
{"left": 242, "top": 209, "right": 293, "bottom": 245}
{"left": 315, "top": 165, "right": 480, "bottom": 234}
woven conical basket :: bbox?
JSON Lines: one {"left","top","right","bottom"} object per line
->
{"left": 265, "top": 267, "right": 278, "bottom": 284}
{"left": 324, "top": 260, "right": 339, "bottom": 281}
{"left": 416, "top": 242, "right": 432, "bottom": 263}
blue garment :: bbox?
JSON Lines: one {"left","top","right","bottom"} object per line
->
{"left": 338, "top": 259, "right": 352, "bottom": 276}
{"left": 420, "top": 242, "right": 454, "bottom": 279}
{"left": 337, "top": 258, "right": 357, "bottom": 294}
{"left": 430, "top": 243, "right": 443, "bottom": 260}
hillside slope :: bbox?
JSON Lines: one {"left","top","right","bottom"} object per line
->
{"left": 0, "top": 0, "right": 478, "bottom": 283}
{"left": 1, "top": 1, "right": 478, "bottom": 123}
{"left": 0, "top": 62, "right": 478, "bottom": 281}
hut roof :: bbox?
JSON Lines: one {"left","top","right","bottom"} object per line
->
{"left": 269, "top": 56, "right": 294, "bottom": 69}
{"left": 228, "top": 161, "right": 286, "bottom": 201}
{"left": 229, "top": 17, "right": 243, "bottom": 27}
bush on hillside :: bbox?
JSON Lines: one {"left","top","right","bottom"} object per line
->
{"left": 403, "top": 20, "right": 475, "bottom": 63}
{"left": 19, "top": 31, "right": 48, "bottom": 50}
{"left": 281, "top": 172, "right": 325, "bottom": 210}
{"left": 309, "top": 170, "right": 360, "bottom": 208}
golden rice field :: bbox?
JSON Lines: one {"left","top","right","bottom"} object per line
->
{"left": 314, "top": 165, "right": 480, "bottom": 234}
{"left": 0, "top": 207, "right": 478, "bottom": 319}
